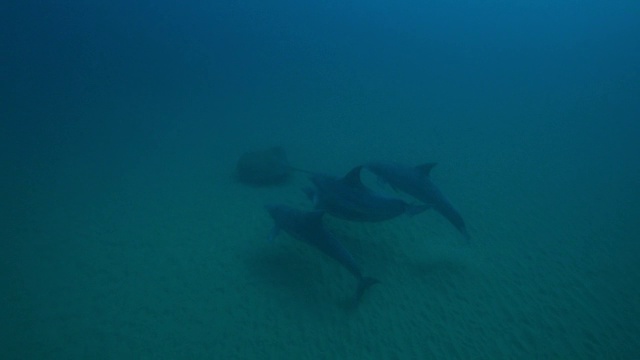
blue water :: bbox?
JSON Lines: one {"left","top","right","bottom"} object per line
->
{"left": 2, "top": 1, "right": 639, "bottom": 358}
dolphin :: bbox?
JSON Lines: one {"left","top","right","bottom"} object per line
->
{"left": 303, "top": 166, "right": 429, "bottom": 222}
{"left": 265, "top": 204, "right": 379, "bottom": 303}
{"left": 364, "top": 162, "right": 471, "bottom": 240}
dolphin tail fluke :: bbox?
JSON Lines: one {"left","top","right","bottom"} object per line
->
{"left": 355, "top": 276, "right": 380, "bottom": 303}
{"left": 287, "top": 165, "right": 315, "bottom": 175}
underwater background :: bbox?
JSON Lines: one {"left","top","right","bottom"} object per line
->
{"left": 2, "top": 0, "right": 639, "bottom": 358}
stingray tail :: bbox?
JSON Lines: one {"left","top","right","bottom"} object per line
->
{"left": 287, "top": 165, "right": 315, "bottom": 175}
{"left": 406, "top": 203, "right": 431, "bottom": 217}
{"left": 355, "top": 276, "right": 380, "bottom": 303}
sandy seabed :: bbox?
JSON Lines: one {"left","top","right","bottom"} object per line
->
{"left": 2, "top": 136, "right": 639, "bottom": 360}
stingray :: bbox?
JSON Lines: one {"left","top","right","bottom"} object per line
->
{"left": 235, "top": 146, "right": 292, "bottom": 185}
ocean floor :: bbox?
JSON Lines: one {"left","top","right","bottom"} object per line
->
{"left": 2, "top": 118, "right": 639, "bottom": 359}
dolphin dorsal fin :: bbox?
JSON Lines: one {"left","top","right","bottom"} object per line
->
{"left": 416, "top": 163, "right": 437, "bottom": 177}
{"left": 342, "top": 166, "right": 364, "bottom": 187}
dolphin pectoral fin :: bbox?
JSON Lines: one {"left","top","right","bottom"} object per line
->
{"left": 302, "top": 187, "right": 322, "bottom": 207}
{"left": 374, "top": 175, "right": 396, "bottom": 192}
{"left": 268, "top": 227, "right": 280, "bottom": 242}
{"left": 302, "top": 187, "right": 316, "bottom": 203}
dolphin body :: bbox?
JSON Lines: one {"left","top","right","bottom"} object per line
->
{"left": 303, "top": 166, "right": 428, "bottom": 222}
{"left": 266, "top": 204, "right": 379, "bottom": 303}
{"left": 364, "top": 162, "right": 471, "bottom": 240}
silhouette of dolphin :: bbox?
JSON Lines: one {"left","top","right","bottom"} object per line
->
{"left": 364, "top": 162, "right": 471, "bottom": 240}
{"left": 303, "top": 166, "right": 428, "bottom": 222}
{"left": 265, "top": 204, "right": 379, "bottom": 303}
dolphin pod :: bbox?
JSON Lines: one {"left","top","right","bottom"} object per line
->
{"left": 237, "top": 147, "right": 471, "bottom": 305}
